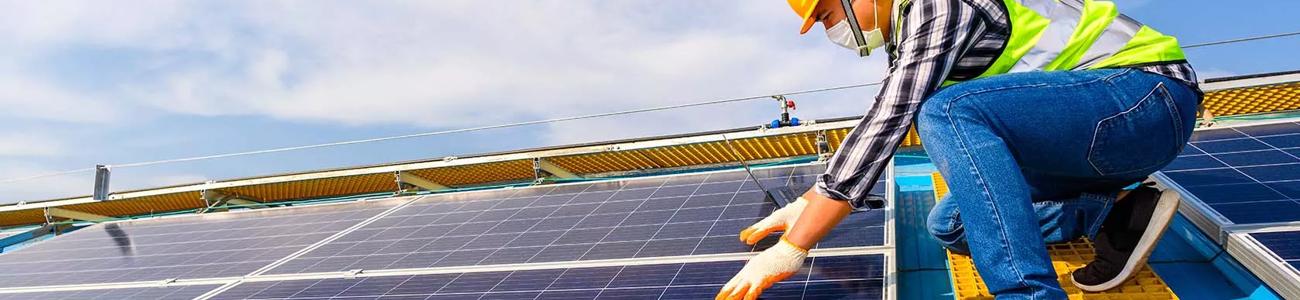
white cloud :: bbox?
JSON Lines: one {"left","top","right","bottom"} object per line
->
{"left": 0, "top": 132, "right": 65, "bottom": 158}
{"left": 0, "top": 76, "right": 119, "bottom": 123}
{"left": 2, "top": 1, "right": 880, "bottom": 136}
{"left": 0, "top": 1, "right": 888, "bottom": 202}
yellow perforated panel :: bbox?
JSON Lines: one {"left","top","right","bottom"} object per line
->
{"left": 0, "top": 209, "right": 48, "bottom": 228}
{"left": 548, "top": 151, "right": 660, "bottom": 174}
{"left": 63, "top": 192, "right": 205, "bottom": 218}
{"left": 1204, "top": 82, "right": 1300, "bottom": 117}
{"left": 932, "top": 173, "right": 1177, "bottom": 300}
{"left": 225, "top": 173, "right": 395, "bottom": 202}
{"left": 825, "top": 126, "right": 922, "bottom": 150}
{"left": 409, "top": 160, "right": 535, "bottom": 186}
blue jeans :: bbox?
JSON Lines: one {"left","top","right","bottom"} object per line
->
{"left": 918, "top": 68, "right": 1199, "bottom": 299}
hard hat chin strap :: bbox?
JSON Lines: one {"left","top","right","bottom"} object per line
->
{"left": 839, "top": 0, "right": 873, "bottom": 57}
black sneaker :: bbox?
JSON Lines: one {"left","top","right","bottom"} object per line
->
{"left": 1071, "top": 185, "right": 1179, "bottom": 292}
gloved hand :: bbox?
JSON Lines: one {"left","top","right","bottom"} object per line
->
{"left": 715, "top": 237, "right": 809, "bottom": 300}
{"left": 739, "top": 197, "right": 807, "bottom": 245}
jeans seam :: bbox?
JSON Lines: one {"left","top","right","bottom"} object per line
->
{"left": 1084, "top": 193, "right": 1116, "bottom": 240}
{"left": 943, "top": 94, "right": 1034, "bottom": 295}
{"left": 1086, "top": 81, "right": 1174, "bottom": 176}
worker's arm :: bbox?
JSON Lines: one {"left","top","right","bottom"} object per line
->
{"left": 814, "top": 0, "right": 975, "bottom": 207}
{"left": 718, "top": 0, "right": 976, "bottom": 299}
{"left": 784, "top": 190, "right": 852, "bottom": 248}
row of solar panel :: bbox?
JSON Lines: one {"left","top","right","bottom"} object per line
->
{"left": 1160, "top": 121, "right": 1300, "bottom": 225}
{"left": 1161, "top": 121, "right": 1300, "bottom": 295}
{"left": 0, "top": 201, "right": 402, "bottom": 288}
{"left": 268, "top": 166, "right": 884, "bottom": 274}
{"left": 0, "top": 254, "right": 885, "bottom": 300}
{"left": 0, "top": 164, "right": 888, "bottom": 291}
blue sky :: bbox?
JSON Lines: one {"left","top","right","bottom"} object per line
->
{"left": 0, "top": 0, "right": 1297, "bottom": 203}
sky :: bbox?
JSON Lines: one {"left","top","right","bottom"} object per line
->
{"left": 0, "top": 0, "right": 1297, "bottom": 203}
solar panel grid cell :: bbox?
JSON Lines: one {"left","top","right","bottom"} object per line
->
{"left": 210, "top": 254, "right": 885, "bottom": 300}
{"left": 266, "top": 164, "right": 886, "bottom": 275}
{"left": 0, "top": 200, "right": 401, "bottom": 288}
{"left": 1161, "top": 121, "right": 1300, "bottom": 225}
{"left": 1251, "top": 231, "right": 1300, "bottom": 271}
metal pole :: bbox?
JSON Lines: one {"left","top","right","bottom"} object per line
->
{"left": 93, "top": 165, "right": 111, "bottom": 201}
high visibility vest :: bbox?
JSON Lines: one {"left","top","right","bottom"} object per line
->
{"left": 892, "top": 0, "right": 1187, "bottom": 85}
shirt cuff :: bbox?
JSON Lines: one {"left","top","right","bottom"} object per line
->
{"left": 813, "top": 178, "right": 852, "bottom": 202}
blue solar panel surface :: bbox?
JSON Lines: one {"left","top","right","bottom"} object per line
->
{"left": 268, "top": 164, "right": 887, "bottom": 274}
{"left": 0, "top": 284, "right": 216, "bottom": 300}
{"left": 213, "top": 254, "right": 885, "bottom": 300}
{"left": 1161, "top": 121, "right": 1300, "bottom": 225}
{"left": 0, "top": 200, "right": 401, "bottom": 288}
{"left": 1251, "top": 231, "right": 1300, "bottom": 271}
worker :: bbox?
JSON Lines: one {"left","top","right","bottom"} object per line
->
{"left": 718, "top": 0, "right": 1199, "bottom": 299}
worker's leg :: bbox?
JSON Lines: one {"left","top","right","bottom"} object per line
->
{"left": 930, "top": 167, "right": 1137, "bottom": 254}
{"left": 916, "top": 68, "right": 1197, "bottom": 299}
{"left": 927, "top": 190, "right": 1112, "bottom": 254}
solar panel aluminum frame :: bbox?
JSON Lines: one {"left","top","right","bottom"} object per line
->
{"left": 233, "top": 246, "right": 895, "bottom": 285}
{"left": 1225, "top": 226, "right": 1300, "bottom": 300}
{"left": 1150, "top": 117, "right": 1300, "bottom": 245}
{"left": 1150, "top": 172, "right": 1233, "bottom": 244}
{"left": 0, "top": 276, "right": 231, "bottom": 296}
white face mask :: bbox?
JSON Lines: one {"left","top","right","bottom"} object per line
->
{"left": 824, "top": 2, "right": 886, "bottom": 56}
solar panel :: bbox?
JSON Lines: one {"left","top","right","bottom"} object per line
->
{"left": 265, "top": 164, "right": 887, "bottom": 275}
{"left": 0, "top": 284, "right": 217, "bottom": 300}
{"left": 210, "top": 254, "right": 885, "bottom": 300}
{"left": 1251, "top": 231, "right": 1300, "bottom": 270}
{"left": 0, "top": 199, "right": 404, "bottom": 288}
{"left": 1160, "top": 121, "right": 1300, "bottom": 225}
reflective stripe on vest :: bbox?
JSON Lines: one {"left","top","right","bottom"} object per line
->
{"left": 891, "top": 0, "right": 1187, "bottom": 86}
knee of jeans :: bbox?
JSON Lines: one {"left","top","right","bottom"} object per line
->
{"left": 926, "top": 199, "right": 963, "bottom": 239}
{"left": 918, "top": 89, "right": 981, "bottom": 138}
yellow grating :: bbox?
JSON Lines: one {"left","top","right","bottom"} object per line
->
{"left": 824, "top": 126, "right": 922, "bottom": 150}
{"left": 225, "top": 173, "right": 396, "bottom": 202}
{"left": 548, "top": 151, "right": 661, "bottom": 174}
{"left": 1203, "top": 82, "right": 1300, "bottom": 117}
{"left": 932, "top": 172, "right": 1178, "bottom": 300}
{"left": 411, "top": 160, "right": 535, "bottom": 186}
{"left": 634, "top": 134, "right": 819, "bottom": 169}
{"left": 63, "top": 192, "right": 205, "bottom": 217}
{"left": 0, "top": 209, "right": 49, "bottom": 228}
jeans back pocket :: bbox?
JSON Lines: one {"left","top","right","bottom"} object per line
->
{"left": 1087, "top": 82, "right": 1184, "bottom": 176}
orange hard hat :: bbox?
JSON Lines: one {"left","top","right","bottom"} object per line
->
{"left": 787, "top": 0, "right": 822, "bottom": 34}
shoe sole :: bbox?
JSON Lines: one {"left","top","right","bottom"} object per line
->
{"left": 1071, "top": 190, "right": 1180, "bottom": 292}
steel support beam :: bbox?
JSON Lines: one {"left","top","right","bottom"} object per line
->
{"left": 395, "top": 171, "right": 449, "bottom": 191}
{"left": 201, "top": 190, "right": 267, "bottom": 212}
{"left": 45, "top": 207, "right": 112, "bottom": 223}
{"left": 225, "top": 198, "right": 267, "bottom": 208}
{"left": 535, "top": 158, "right": 579, "bottom": 179}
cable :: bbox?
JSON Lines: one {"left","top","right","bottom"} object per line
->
{"left": 0, "top": 81, "right": 886, "bottom": 185}
{"left": 1183, "top": 30, "right": 1300, "bottom": 49}
{"left": 3, "top": 30, "right": 1299, "bottom": 185}
{"left": 106, "top": 81, "right": 884, "bottom": 169}
{"left": 0, "top": 168, "right": 97, "bottom": 184}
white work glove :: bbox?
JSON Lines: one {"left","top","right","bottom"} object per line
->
{"left": 739, "top": 197, "right": 807, "bottom": 245}
{"left": 715, "top": 237, "right": 809, "bottom": 300}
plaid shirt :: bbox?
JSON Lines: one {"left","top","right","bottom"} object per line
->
{"left": 815, "top": 0, "right": 1198, "bottom": 203}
